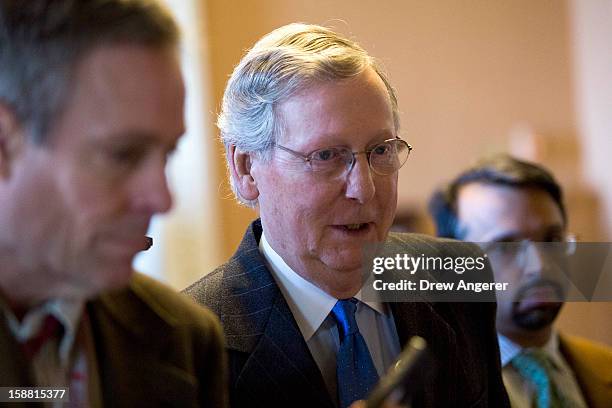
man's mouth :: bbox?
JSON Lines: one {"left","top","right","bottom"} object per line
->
{"left": 515, "top": 282, "right": 564, "bottom": 312}
{"left": 332, "top": 223, "right": 373, "bottom": 233}
{"left": 346, "top": 223, "right": 366, "bottom": 230}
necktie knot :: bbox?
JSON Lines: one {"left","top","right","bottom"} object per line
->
{"left": 331, "top": 298, "right": 359, "bottom": 341}
{"left": 512, "top": 349, "right": 555, "bottom": 376}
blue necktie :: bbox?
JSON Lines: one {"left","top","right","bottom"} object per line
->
{"left": 332, "top": 298, "right": 379, "bottom": 408}
{"left": 511, "top": 349, "right": 567, "bottom": 408}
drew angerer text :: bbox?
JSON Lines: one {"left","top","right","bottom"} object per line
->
{"left": 373, "top": 279, "right": 508, "bottom": 293}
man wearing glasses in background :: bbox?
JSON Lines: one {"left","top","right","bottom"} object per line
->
{"left": 185, "top": 23, "right": 509, "bottom": 408}
{"left": 429, "top": 154, "right": 612, "bottom": 408}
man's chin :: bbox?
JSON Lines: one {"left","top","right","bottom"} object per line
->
{"left": 320, "top": 252, "right": 364, "bottom": 273}
{"left": 512, "top": 302, "right": 563, "bottom": 331}
{"left": 86, "top": 261, "right": 135, "bottom": 293}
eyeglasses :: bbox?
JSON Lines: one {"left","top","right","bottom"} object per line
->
{"left": 272, "top": 138, "right": 412, "bottom": 178}
{"left": 480, "top": 234, "right": 577, "bottom": 268}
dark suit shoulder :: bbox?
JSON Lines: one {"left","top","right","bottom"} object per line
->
{"left": 388, "top": 232, "right": 485, "bottom": 256}
{"left": 131, "top": 272, "right": 222, "bottom": 333}
{"left": 182, "top": 221, "right": 275, "bottom": 324}
{"left": 131, "top": 273, "right": 227, "bottom": 408}
{"left": 183, "top": 265, "right": 227, "bottom": 316}
{"left": 90, "top": 273, "right": 227, "bottom": 408}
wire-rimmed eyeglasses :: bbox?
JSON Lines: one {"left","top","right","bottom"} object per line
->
{"left": 272, "top": 138, "right": 412, "bottom": 178}
{"left": 479, "top": 234, "right": 577, "bottom": 268}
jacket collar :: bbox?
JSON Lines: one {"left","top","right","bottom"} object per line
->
{"left": 218, "top": 219, "right": 334, "bottom": 407}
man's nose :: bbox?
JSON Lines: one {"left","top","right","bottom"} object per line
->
{"left": 344, "top": 154, "right": 375, "bottom": 204}
{"left": 520, "top": 242, "right": 548, "bottom": 279}
{"left": 132, "top": 158, "right": 173, "bottom": 215}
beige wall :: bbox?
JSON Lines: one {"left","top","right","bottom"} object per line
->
{"left": 203, "top": 0, "right": 610, "bottom": 345}
{"left": 562, "top": 0, "right": 612, "bottom": 347}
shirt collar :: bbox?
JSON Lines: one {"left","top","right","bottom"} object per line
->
{"left": 498, "top": 333, "right": 523, "bottom": 366}
{"left": 259, "top": 231, "right": 386, "bottom": 340}
{"left": 2, "top": 297, "right": 84, "bottom": 364}
{"left": 498, "top": 331, "right": 565, "bottom": 371}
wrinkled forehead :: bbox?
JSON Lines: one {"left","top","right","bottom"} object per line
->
{"left": 274, "top": 70, "right": 396, "bottom": 149}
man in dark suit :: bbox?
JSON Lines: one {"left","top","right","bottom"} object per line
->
{"left": 429, "top": 154, "right": 612, "bottom": 408}
{"left": 185, "top": 23, "right": 509, "bottom": 408}
{"left": 0, "top": 1, "right": 225, "bottom": 406}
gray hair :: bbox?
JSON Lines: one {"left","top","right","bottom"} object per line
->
{"left": 218, "top": 23, "right": 400, "bottom": 206}
{"left": 0, "top": 0, "right": 179, "bottom": 143}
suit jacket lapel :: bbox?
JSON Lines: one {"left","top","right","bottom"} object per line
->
{"left": 221, "top": 220, "right": 334, "bottom": 407}
{"left": 559, "top": 334, "right": 612, "bottom": 408}
{"left": 390, "top": 301, "right": 457, "bottom": 407}
{"left": 88, "top": 282, "right": 199, "bottom": 407}
{"left": 0, "top": 315, "right": 33, "bottom": 387}
{"left": 235, "top": 294, "right": 334, "bottom": 407}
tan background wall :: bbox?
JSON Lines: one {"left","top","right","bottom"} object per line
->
{"left": 201, "top": 0, "right": 611, "bottom": 345}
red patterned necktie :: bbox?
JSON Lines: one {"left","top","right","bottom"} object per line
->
{"left": 21, "top": 314, "right": 62, "bottom": 359}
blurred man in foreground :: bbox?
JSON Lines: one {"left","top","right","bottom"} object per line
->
{"left": 429, "top": 154, "right": 612, "bottom": 408}
{"left": 0, "top": 1, "right": 225, "bottom": 406}
{"left": 186, "top": 23, "right": 509, "bottom": 408}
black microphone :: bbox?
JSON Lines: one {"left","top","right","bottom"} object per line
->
{"left": 144, "top": 236, "right": 153, "bottom": 251}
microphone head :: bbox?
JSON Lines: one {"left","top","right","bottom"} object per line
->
{"left": 144, "top": 236, "right": 153, "bottom": 251}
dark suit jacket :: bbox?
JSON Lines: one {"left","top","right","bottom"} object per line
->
{"left": 1, "top": 273, "right": 227, "bottom": 408}
{"left": 185, "top": 219, "right": 510, "bottom": 408}
{"left": 560, "top": 333, "right": 612, "bottom": 408}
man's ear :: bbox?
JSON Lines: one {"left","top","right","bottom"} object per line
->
{"left": 227, "top": 145, "right": 259, "bottom": 201}
{"left": 0, "top": 103, "right": 24, "bottom": 179}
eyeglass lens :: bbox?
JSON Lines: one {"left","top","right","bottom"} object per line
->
{"left": 485, "top": 240, "right": 575, "bottom": 268}
{"left": 309, "top": 139, "right": 410, "bottom": 177}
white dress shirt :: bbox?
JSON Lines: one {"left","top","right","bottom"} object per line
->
{"left": 498, "top": 332, "right": 588, "bottom": 408}
{"left": 259, "top": 232, "right": 402, "bottom": 402}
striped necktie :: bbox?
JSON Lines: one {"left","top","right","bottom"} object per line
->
{"left": 511, "top": 349, "right": 568, "bottom": 408}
